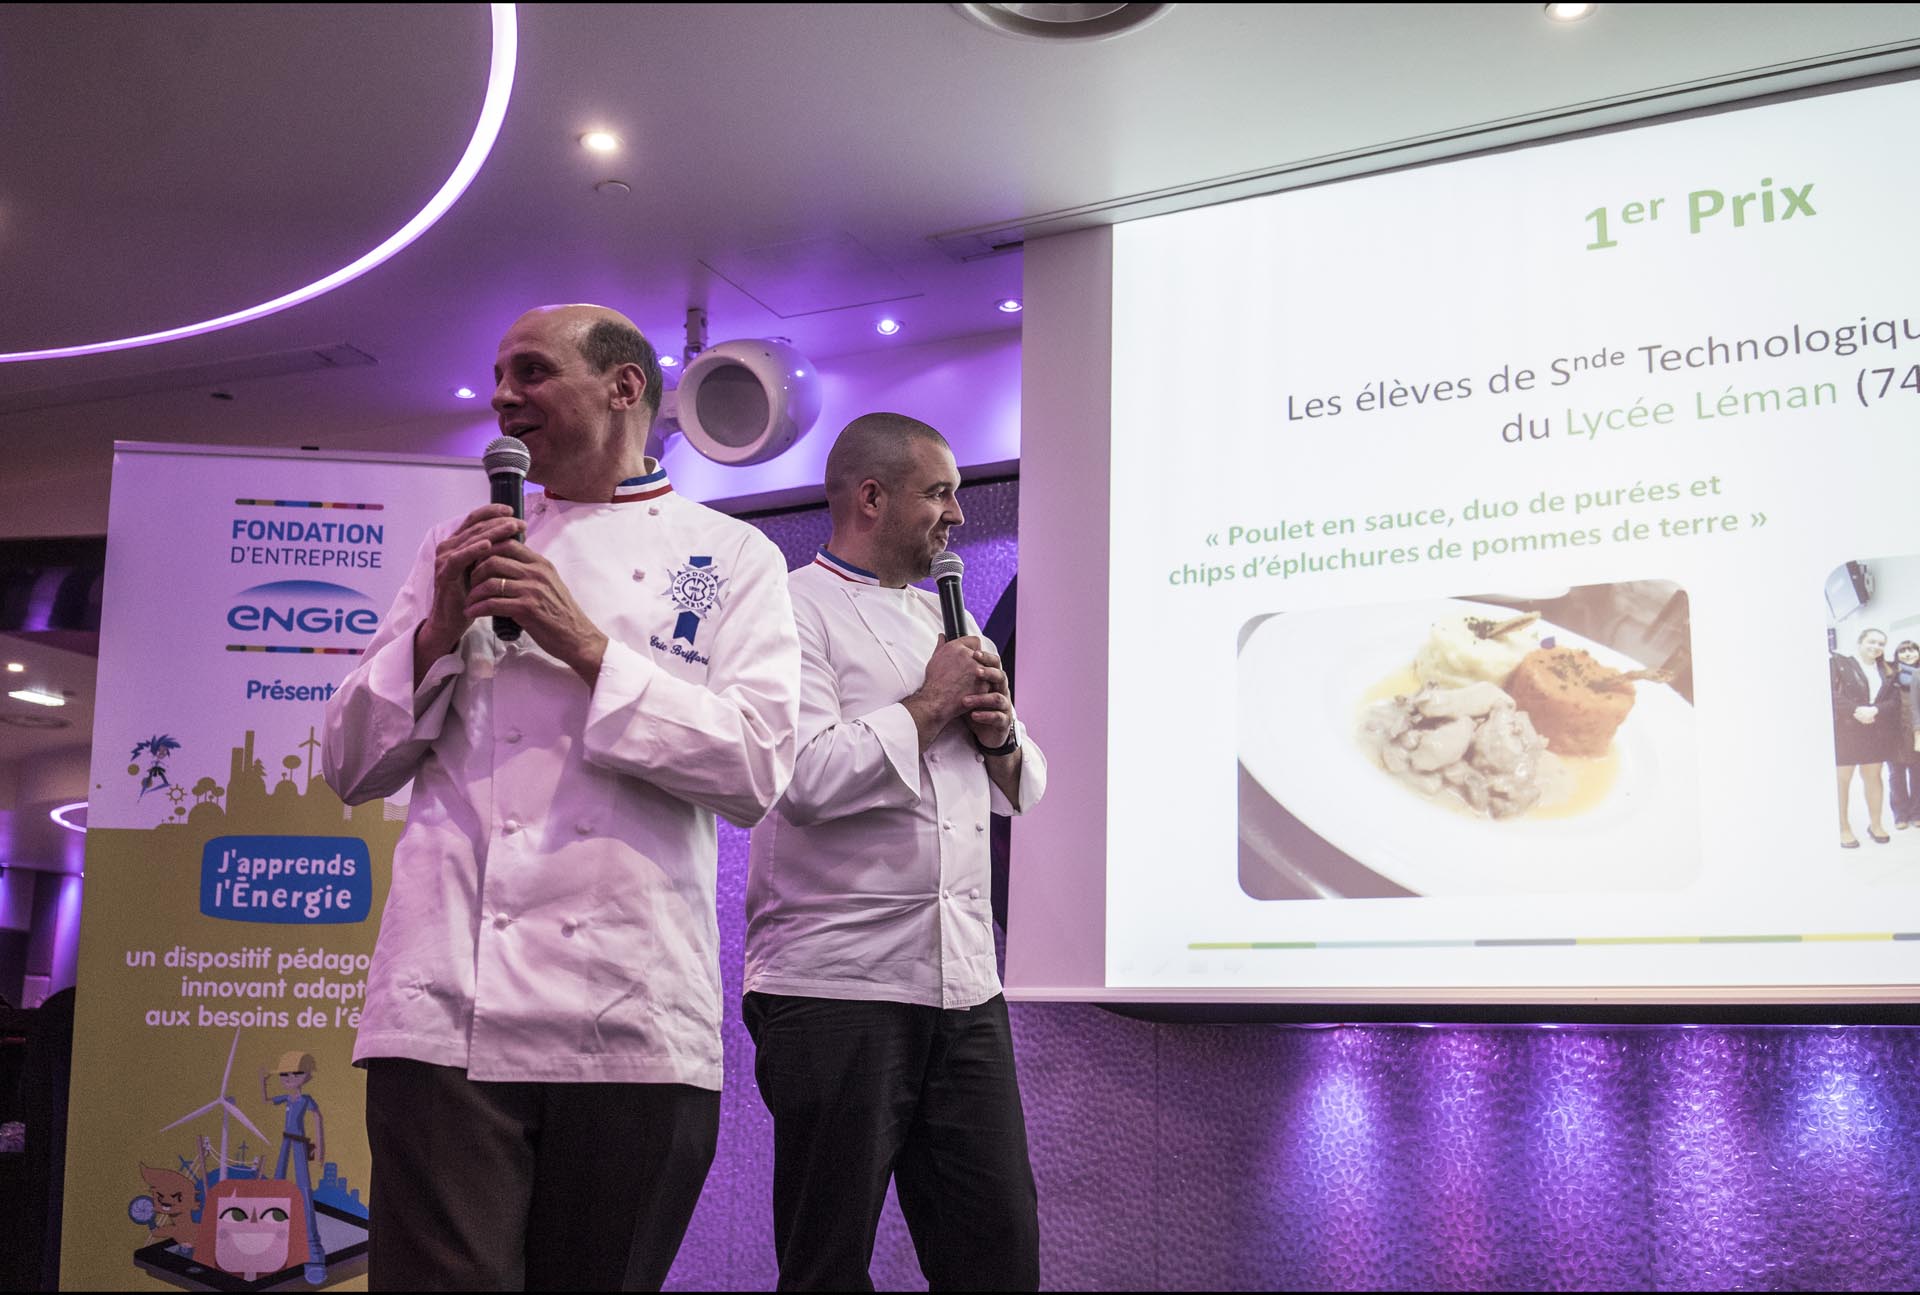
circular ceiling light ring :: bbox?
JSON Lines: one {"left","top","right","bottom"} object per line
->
{"left": 51, "top": 800, "right": 89, "bottom": 834}
{"left": 0, "top": 3, "right": 519, "bottom": 364}
{"left": 952, "top": 3, "right": 1174, "bottom": 42}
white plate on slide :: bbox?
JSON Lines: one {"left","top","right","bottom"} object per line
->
{"left": 1238, "top": 598, "right": 1699, "bottom": 897}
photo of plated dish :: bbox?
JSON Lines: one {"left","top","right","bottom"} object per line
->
{"left": 1238, "top": 596, "right": 1698, "bottom": 897}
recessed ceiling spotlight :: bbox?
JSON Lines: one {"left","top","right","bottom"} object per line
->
{"left": 593, "top": 179, "right": 632, "bottom": 197}
{"left": 1544, "top": 2, "right": 1596, "bottom": 20}
{"left": 8, "top": 687, "right": 65, "bottom": 707}
{"left": 4, "top": 662, "right": 22, "bottom": 673}
{"left": 455, "top": 386, "right": 478, "bottom": 399}
{"left": 659, "top": 354, "right": 678, "bottom": 367}
{"left": 876, "top": 318, "right": 902, "bottom": 336}
{"left": 50, "top": 801, "right": 87, "bottom": 834}
{"left": 581, "top": 130, "right": 621, "bottom": 153}
{"left": 996, "top": 297, "right": 1024, "bottom": 313}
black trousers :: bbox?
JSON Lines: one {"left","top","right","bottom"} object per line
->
{"left": 363, "top": 1058, "right": 720, "bottom": 1291}
{"left": 743, "top": 992, "right": 1040, "bottom": 1292}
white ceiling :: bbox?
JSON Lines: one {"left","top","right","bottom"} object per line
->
{"left": 2, "top": 2, "right": 1919, "bottom": 808}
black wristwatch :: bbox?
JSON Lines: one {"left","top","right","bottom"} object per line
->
{"left": 976, "top": 732, "right": 1020, "bottom": 758}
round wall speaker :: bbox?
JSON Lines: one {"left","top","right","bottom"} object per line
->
{"left": 675, "top": 339, "right": 823, "bottom": 465}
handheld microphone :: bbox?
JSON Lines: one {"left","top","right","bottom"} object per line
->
{"left": 931, "top": 551, "right": 966, "bottom": 642}
{"left": 481, "top": 435, "right": 530, "bottom": 642}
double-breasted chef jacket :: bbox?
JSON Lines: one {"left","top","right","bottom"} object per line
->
{"left": 324, "top": 470, "right": 800, "bottom": 1088}
{"left": 745, "top": 550, "right": 1045, "bottom": 1010}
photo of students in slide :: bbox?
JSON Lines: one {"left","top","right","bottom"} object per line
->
{"left": 1237, "top": 581, "right": 1695, "bottom": 900}
{"left": 1825, "top": 556, "right": 1920, "bottom": 866}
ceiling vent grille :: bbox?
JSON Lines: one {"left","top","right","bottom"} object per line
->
{"left": 1, "top": 343, "right": 376, "bottom": 416}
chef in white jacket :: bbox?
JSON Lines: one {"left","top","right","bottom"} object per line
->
{"left": 323, "top": 304, "right": 799, "bottom": 1292}
{"left": 744, "top": 413, "right": 1046, "bottom": 1291}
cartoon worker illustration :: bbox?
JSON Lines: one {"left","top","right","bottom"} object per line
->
{"left": 261, "top": 1050, "right": 328, "bottom": 1283}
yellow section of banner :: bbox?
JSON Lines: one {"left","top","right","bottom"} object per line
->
{"left": 62, "top": 800, "right": 401, "bottom": 1290}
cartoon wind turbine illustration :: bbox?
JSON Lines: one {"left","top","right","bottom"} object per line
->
{"left": 159, "top": 1027, "right": 268, "bottom": 1188}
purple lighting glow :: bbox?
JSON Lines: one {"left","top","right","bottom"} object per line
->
{"left": 0, "top": 5, "right": 519, "bottom": 364}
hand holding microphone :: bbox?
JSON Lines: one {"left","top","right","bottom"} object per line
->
{"left": 927, "top": 553, "right": 1017, "bottom": 756}
{"left": 481, "top": 436, "right": 531, "bottom": 642}
{"left": 414, "top": 465, "right": 524, "bottom": 680}
{"left": 457, "top": 436, "right": 610, "bottom": 686}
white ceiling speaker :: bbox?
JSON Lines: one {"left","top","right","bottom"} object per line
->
{"left": 952, "top": 3, "right": 1173, "bottom": 42}
{"left": 672, "top": 338, "right": 823, "bottom": 465}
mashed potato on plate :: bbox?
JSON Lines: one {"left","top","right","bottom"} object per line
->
{"left": 1413, "top": 611, "right": 1541, "bottom": 688}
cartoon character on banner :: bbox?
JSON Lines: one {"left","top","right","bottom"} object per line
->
{"left": 128, "top": 734, "right": 181, "bottom": 799}
{"left": 129, "top": 1139, "right": 210, "bottom": 1244}
{"left": 199, "top": 1178, "right": 310, "bottom": 1282}
{"left": 261, "top": 1049, "right": 329, "bottom": 1284}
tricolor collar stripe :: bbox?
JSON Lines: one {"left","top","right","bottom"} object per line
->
{"left": 613, "top": 470, "right": 672, "bottom": 502}
{"left": 542, "top": 471, "right": 674, "bottom": 504}
{"left": 814, "top": 549, "right": 880, "bottom": 585}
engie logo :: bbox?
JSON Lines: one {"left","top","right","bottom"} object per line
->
{"left": 227, "top": 580, "right": 378, "bottom": 654}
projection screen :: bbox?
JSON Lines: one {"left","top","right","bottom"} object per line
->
{"left": 1009, "top": 74, "right": 1920, "bottom": 1009}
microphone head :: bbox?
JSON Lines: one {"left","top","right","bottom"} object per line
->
{"left": 930, "top": 552, "right": 964, "bottom": 583}
{"left": 482, "top": 435, "right": 531, "bottom": 477}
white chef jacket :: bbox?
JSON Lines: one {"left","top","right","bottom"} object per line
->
{"left": 322, "top": 468, "right": 799, "bottom": 1087}
{"left": 744, "top": 549, "right": 1046, "bottom": 1010}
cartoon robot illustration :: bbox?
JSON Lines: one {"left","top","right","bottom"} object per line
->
{"left": 261, "top": 1050, "right": 329, "bottom": 1284}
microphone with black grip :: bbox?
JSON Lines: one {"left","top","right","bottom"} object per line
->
{"left": 481, "top": 435, "right": 530, "bottom": 642}
{"left": 931, "top": 551, "right": 966, "bottom": 642}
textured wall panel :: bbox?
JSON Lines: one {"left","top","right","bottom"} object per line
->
{"left": 665, "top": 480, "right": 1920, "bottom": 1292}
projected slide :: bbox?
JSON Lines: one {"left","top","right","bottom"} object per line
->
{"left": 1102, "top": 78, "right": 1920, "bottom": 1000}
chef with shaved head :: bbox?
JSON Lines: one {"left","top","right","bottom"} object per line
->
{"left": 743, "top": 412, "right": 1047, "bottom": 1291}
{"left": 325, "top": 304, "right": 800, "bottom": 1291}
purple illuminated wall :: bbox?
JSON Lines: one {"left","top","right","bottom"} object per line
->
{"left": 669, "top": 478, "right": 1920, "bottom": 1292}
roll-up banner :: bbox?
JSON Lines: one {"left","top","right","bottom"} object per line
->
{"left": 63, "top": 443, "right": 473, "bottom": 1291}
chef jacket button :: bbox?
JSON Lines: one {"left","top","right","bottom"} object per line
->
{"left": 648, "top": 505, "right": 660, "bottom": 516}
{"left": 970, "top": 888, "right": 981, "bottom": 900}
{"left": 975, "top": 822, "right": 985, "bottom": 832}
{"left": 942, "top": 889, "right": 951, "bottom": 899}
{"left": 505, "top": 729, "right": 522, "bottom": 744}
{"left": 493, "top": 914, "right": 510, "bottom": 930}
{"left": 942, "top": 820, "right": 952, "bottom": 831}
{"left": 576, "top": 821, "right": 593, "bottom": 835}
{"left": 974, "top": 752, "right": 985, "bottom": 764}
{"left": 503, "top": 819, "right": 519, "bottom": 835}
{"left": 561, "top": 920, "right": 578, "bottom": 937}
